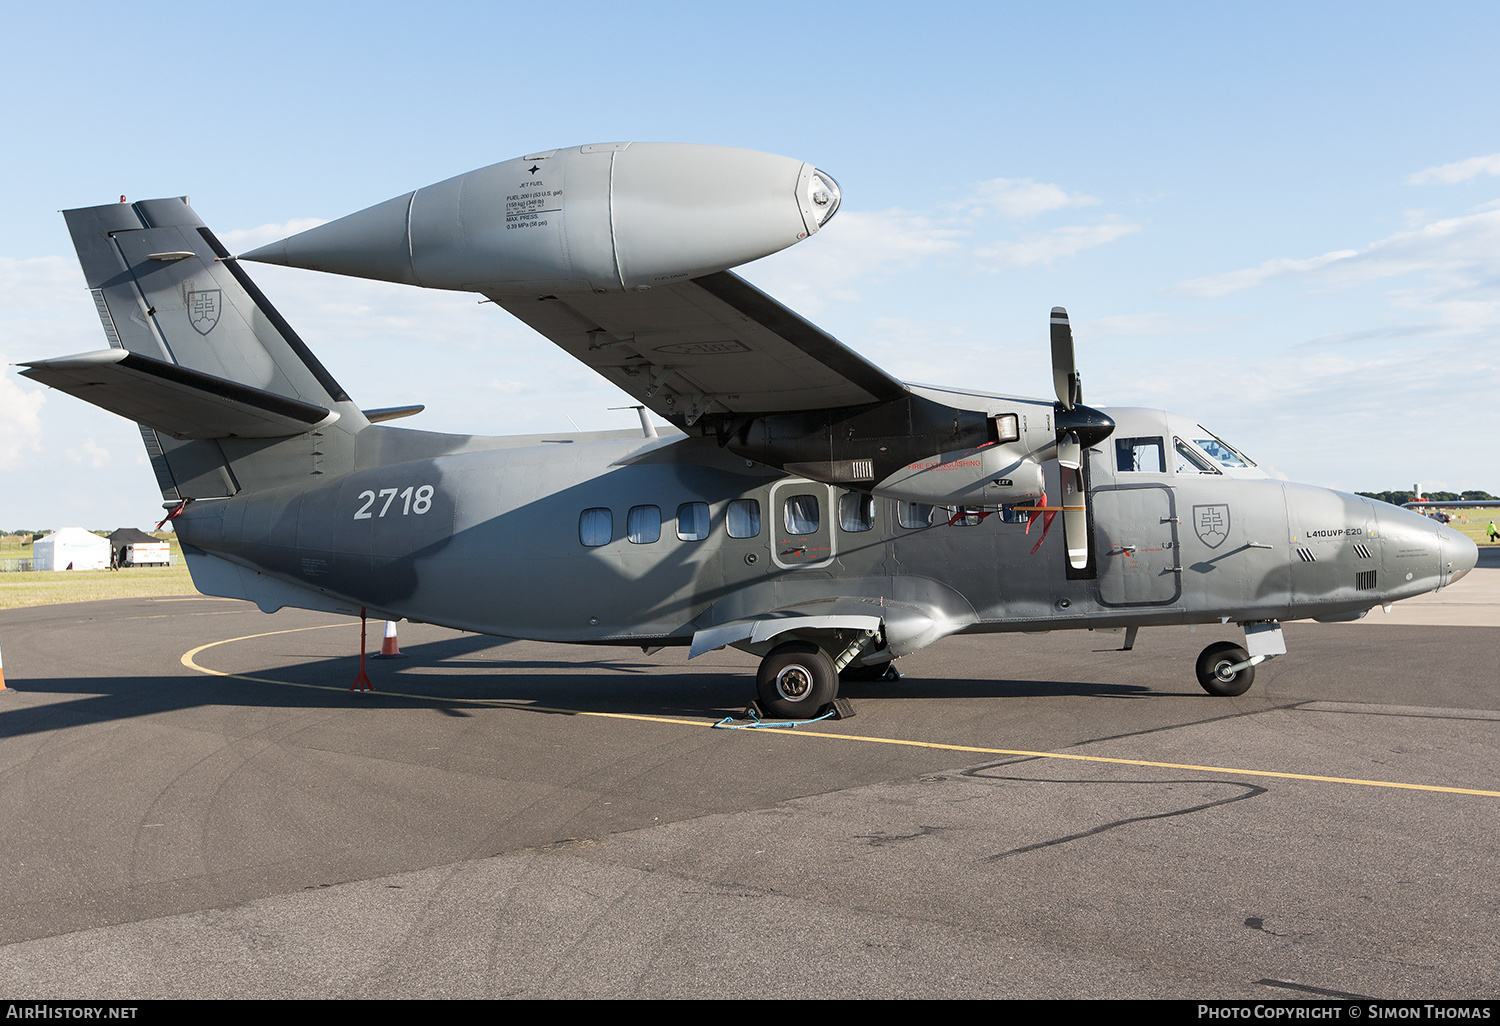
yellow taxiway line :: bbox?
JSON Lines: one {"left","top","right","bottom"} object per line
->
{"left": 182, "top": 623, "right": 1500, "bottom": 801}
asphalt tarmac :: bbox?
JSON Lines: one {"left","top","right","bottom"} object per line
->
{"left": 1, "top": 567, "right": 1497, "bottom": 999}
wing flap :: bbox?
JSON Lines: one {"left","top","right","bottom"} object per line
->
{"left": 18, "top": 349, "right": 335, "bottom": 439}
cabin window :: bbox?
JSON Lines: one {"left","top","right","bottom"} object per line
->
{"left": 783, "top": 494, "right": 820, "bottom": 536}
{"left": 1174, "top": 438, "right": 1220, "bottom": 475}
{"left": 951, "top": 506, "right": 984, "bottom": 527}
{"left": 1116, "top": 437, "right": 1165, "bottom": 473}
{"left": 898, "top": 501, "right": 936, "bottom": 529}
{"left": 839, "top": 492, "right": 874, "bottom": 533}
{"left": 579, "top": 508, "right": 612, "bottom": 547}
{"left": 676, "top": 502, "right": 709, "bottom": 541}
{"left": 627, "top": 505, "right": 661, "bottom": 544}
{"left": 726, "top": 499, "right": 761, "bottom": 539}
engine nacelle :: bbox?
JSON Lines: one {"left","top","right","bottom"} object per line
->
{"left": 240, "top": 143, "right": 840, "bottom": 294}
{"left": 871, "top": 445, "right": 1045, "bottom": 506}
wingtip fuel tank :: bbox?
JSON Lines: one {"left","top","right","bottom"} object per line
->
{"left": 240, "top": 142, "right": 841, "bottom": 294}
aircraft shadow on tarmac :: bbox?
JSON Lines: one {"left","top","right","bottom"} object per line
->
{"left": 0, "top": 630, "right": 1168, "bottom": 739}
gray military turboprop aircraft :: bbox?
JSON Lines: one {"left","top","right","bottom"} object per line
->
{"left": 20, "top": 143, "right": 1479, "bottom": 718}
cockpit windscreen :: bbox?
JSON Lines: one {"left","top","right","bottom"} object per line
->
{"left": 1192, "top": 428, "right": 1256, "bottom": 469}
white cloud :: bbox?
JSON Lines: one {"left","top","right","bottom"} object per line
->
{"left": 739, "top": 209, "right": 966, "bottom": 313}
{"left": 0, "top": 367, "right": 46, "bottom": 470}
{"left": 961, "top": 178, "right": 1100, "bottom": 219}
{"left": 1078, "top": 312, "right": 1185, "bottom": 338}
{"left": 1170, "top": 249, "right": 1361, "bottom": 297}
{"left": 65, "top": 438, "right": 111, "bottom": 469}
{"left": 1408, "top": 153, "right": 1500, "bottom": 185}
{"left": 1097, "top": 335, "right": 1500, "bottom": 492}
{"left": 1168, "top": 208, "right": 1500, "bottom": 320}
{"left": 975, "top": 217, "right": 1141, "bottom": 269}
{"left": 217, "top": 218, "right": 328, "bottom": 252}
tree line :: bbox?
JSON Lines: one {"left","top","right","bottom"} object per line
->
{"left": 1357, "top": 490, "right": 1498, "bottom": 506}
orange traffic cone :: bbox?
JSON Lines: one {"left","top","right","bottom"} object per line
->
{"left": 374, "top": 620, "right": 404, "bottom": 659}
{"left": 0, "top": 638, "right": 7, "bottom": 690}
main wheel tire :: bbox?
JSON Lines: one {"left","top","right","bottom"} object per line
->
{"left": 841, "top": 660, "right": 895, "bottom": 683}
{"left": 1196, "top": 641, "right": 1255, "bottom": 696}
{"left": 756, "top": 642, "right": 838, "bottom": 719}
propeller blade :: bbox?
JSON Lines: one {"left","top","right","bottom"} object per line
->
{"left": 1062, "top": 464, "right": 1089, "bottom": 569}
{"left": 1050, "top": 310, "right": 1100, "bottom": 570}
{"left": 1056, "top": 432, "right": 1081, "bottom": 472}
{"left": 1050, "top": 307, "right": 1079, "bottom": 409}
{"left": 1056, "top": 430, "right": 1088, "bottom": 568}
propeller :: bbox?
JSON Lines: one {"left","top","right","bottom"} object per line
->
{"left": 1047, "top": 308, "right": 1113, "bottom": 570}
{"left": 1051, "top": 306, "right": 1081, "bottom": 409}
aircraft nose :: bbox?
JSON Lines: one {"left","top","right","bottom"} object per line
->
{"left": 1442, "top": 523, "right": 1479, "bottom": 586}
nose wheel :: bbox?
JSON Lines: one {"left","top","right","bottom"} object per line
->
{"left": 756, "top": 642, "right": 838, "bottom": 719}
{"left": 1195, "top": 641, "right": 1255, "bottom": 696}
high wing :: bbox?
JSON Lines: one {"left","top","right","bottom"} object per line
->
{"left": 238, "top": 142, "right": 1111, "bottom": 515}
{"left": 239, "top": 142, "right": 907, "bottom": 427}
{"left": 484, "top": 270, "right": 907, "bottom": 424}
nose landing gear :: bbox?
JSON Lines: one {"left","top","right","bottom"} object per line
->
{"left": 1195, "top": 621, "right": 1284, "bottom": 696}
{"left": 1196, "top": 641, "right": 1255, "bottom": 696}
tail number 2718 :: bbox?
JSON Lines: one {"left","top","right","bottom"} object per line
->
{"left": 354, "top": 485, "right": 435, "bottom": 519}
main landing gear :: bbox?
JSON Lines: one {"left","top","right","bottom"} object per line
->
{"left": 753, "top": 631, "right": 886, "bottom": 719}
{"left": 755, "top": 642, "right": 838, "bottom": 719}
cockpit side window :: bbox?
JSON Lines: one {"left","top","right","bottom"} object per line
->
{"left": 1116, "top": 437, "right": 1165, "bottom": 473}
{"left": 1174, "top": 438, "right": 1221, "bottom": 475}
{"left": 1193, "top": 428, "right": 1255, "bottom": 468}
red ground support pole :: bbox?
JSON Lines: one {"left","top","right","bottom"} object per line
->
{"left": 350, "top": 608, "right": 373, "bottom": 692}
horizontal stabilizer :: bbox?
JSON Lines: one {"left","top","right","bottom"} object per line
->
{"left": 362, "top": 404, "right": 425, "bottom": 424}
{"left": 18, "top": 349, "right": 336, "bottom": 439}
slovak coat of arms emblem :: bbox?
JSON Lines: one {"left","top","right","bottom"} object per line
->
{"left": 187, "top": 288, "right": 222, "bottom": 335}
{"left": 1193, "top": 504, "right": 1231, "bottom": 549}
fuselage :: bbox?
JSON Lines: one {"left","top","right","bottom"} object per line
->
{"left": 174, "top": 406, "right": 1478, "bottom": 656}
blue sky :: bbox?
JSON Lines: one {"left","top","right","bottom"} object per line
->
{"left": 4, "top": 2, "right": 1499, "bottom": 529}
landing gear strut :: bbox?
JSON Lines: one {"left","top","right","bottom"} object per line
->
{"left": 840, "top": 660, "right": 899, "bottom": 683}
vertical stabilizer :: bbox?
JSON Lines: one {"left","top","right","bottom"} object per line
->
{"left": 48, "top": 198, "right": 368, "bottom": 498}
